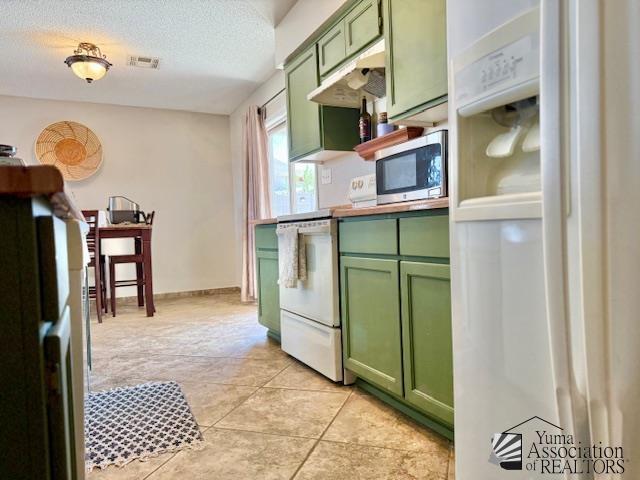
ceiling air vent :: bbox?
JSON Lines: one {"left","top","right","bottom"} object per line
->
{"left": 127, "top": 55, "right": 160, "bottom": 69}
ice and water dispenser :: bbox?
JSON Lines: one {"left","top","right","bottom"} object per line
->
{"left": 451, "top": 7, "right": 542, "bottom": 221}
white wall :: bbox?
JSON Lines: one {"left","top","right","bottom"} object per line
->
{"left": 318, "top": 154, "right": 375, "bottom": 208}
{"left": 275, "top": 0, "right": 349, "bottom": 67}
{"left": 0, "top": 94, "right": 237, "bottom": 296}
{"left": 229, "top": 70, "right": 286, "bottom": 279}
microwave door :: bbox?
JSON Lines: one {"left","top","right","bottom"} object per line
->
{"left": 376, "top": 150, "right": 427, "bottom": 204}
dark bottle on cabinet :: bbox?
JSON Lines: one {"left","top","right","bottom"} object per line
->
{"left": 358, "top": 97, "right": 372, "bottom": 143}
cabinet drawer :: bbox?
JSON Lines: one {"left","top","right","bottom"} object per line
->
{"left": 318, "top": 21, "right": 346, "bottom": 77}
{"left": 255, "top": 224, "right": 278, "bottom": 250}
{"left": 399, "top": 215, "right": 449, "bottom": 258}
{"left": 345, "top": 0, "right": 381, "bottom": 57}
{"left": 339, "top": 218, "right": 397, "bottom": 255}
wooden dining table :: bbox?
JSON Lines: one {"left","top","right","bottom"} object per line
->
{"left": 99, "top": 223, "right": 155, "bottom": 317}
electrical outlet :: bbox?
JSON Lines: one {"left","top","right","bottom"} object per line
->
{"left": 321, "top": 167, "right": 332, "bottom": 185}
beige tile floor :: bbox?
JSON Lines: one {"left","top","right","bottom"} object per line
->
{"left": 87, "top": 293, "right": 455, "bottom": 479}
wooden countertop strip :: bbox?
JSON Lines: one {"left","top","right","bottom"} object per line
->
{"left": 250, "top": 218, "right": 278, "bottom": 225}
{"left": 252, "top": 199, "right": 449, "bottom": 225}
{"left": 332, "top": 197, "right": 449, "bottom": 217}
{"left": 0, "top": 165, "right": 85, "bottom": 222}
{"left": 0, "top": 165, "right": 64, "bottom": 196}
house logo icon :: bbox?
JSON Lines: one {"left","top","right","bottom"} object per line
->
{"left": 490, "top": 432, "right": 523, "bottom": 470}
{"left": 490, "top": 416, "right": 563, "bottom": 471}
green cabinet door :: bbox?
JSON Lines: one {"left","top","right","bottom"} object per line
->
{"left": 400, "top": 261, "right": 453, "bottom": 426}
{"left": 285, "top": 46, "right": 322, "bottom": 160}
{"left": 383, "top": 0, "right": 447, "bottom": 121}
{"left": 318, "top": 21, "right": 346, "bottom": 77}
{"left": 257, "top": 250, "right": 280, "bottom": 334}
{"left": 341, "top": 256, "right": 403, "bottom": 395}
{"left": 345, "top": 0, "right": 382, "bottom": 57}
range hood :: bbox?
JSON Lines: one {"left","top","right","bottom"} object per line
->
{"left": 307, "top": 39, "right": 386, "bottom": 108}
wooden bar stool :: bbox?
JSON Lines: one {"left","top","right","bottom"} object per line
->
{"left": 82, "top": 210, "right": 107, "bottom": 323}
{"left": 109, "top": 211, "right": 155, "bottom": 316}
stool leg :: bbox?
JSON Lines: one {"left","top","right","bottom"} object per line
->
{"left": 100, "top": 257, "right": 108, "bottom": 313}
{"left": 109, "top": 261, "right": 116, "bottom": 317}
{"left": 94, "top": 262, "right": 102, "bottom": 324}
{"left": 135, "top": 239, "right": 144, "bottom": 307}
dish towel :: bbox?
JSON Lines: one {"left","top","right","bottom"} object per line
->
{"left": 277, "top": 228, "right": 307, "bottom": 288}
{"left": 278, "top": 227, "right": 299, "bottom": 288}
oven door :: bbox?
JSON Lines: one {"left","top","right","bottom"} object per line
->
{"left": 278, "top": 220, "right": 340, "bottom": 327}
{"left": 376, "top": 131, "right": 447, "bottom": 204}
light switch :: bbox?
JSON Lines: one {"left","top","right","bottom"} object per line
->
{"left": 321, "top": 167, "right": 332, "bottom": 185}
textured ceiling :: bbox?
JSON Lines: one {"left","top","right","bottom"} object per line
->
{"left": 0, "top": 0, "right": 296, "bottom": 114}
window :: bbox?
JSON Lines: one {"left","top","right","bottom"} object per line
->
{"left": 267, "top": 122, "right": 291, "bottom": 217}
{"left": 290, "top": 162, "right": 317, "bottom": 214}
{"left": 266, "top": 110, "right": 318, "bottom": 216}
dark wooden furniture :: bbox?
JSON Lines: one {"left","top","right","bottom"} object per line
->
{"left": 100, "top": 216, "right": 155, "bottom": 317}
{"left": 81, "top": 210, "right": 107, "bottom": 323}
{"left": 0, "top": 165, "right": 83, "bottom": 479}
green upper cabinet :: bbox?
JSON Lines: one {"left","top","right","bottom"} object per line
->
{"left": 345, "top": 0, "right": 382, "bottom": 57}
{"left": 383, "top": 0, "right": 447, "bottom": 121}
{"left": 341, "top": 256, "right": 403, "bottom": 396}
{"left": 400, "top": 261, "right": 453, "bottom": 427}
{"left": 285, "top": 46, "right": 359, "bottom": 162}
{"left": 318, "top": 21, "right": 346, "bottom": 77}
{"left": 285, "top": 46, "right": 322, "bottom": 160}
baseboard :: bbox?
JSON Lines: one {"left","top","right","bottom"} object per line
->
{"left": 92, "top": 286, "right": 241, "bottom": 305}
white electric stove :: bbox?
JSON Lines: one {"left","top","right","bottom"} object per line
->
{"left": 275, "top": 209, "right": 354, "bottom": 384}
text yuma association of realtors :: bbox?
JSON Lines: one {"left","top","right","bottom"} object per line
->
{"left": 526, "top": 430, "right": 625, "bottom": 474}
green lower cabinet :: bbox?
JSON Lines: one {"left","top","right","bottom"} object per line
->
{"left": 341, "top": 256, "right": 403, "bottom": 396}
{"left": 256, "top": 249, "right": 280, "bottom": 335}
{"left": 400, "top": 261, "right": 453, "bottom": 427}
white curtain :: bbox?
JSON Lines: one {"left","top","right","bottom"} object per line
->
{"left": 241, "top": 105, "right": 272, "bottom": 302}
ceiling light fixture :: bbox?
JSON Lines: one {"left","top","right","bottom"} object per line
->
{"left": 64, "top": 42, "right": 112, "bottom": 83}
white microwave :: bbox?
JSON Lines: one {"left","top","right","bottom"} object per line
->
{"left": 375, "top": 130, "right": 448, "bottom": 205}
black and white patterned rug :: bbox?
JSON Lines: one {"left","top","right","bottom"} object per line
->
{"left": 85, "top": 381, "right": 204, "bottom": 471}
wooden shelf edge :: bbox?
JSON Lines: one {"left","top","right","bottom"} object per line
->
{"left": 354, "top": 127, "right": 424, "bottom": 161}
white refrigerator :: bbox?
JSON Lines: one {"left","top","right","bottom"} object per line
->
{"left": 448, "top": 0, "right": 640, "bottom": 478}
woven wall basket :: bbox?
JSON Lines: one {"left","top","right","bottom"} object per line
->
{"left": 35, "top": 121, "right": 103, "bottom": 181}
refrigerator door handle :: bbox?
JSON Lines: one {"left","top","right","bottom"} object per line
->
{"left": 540, "top": 0, "right": 579, "bottom": 439}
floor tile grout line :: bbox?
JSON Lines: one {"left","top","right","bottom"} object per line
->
{"left": 209, "top": 384, "right": 266, "bottom": 428}
{"left": 259, "top": 384, "right": 353, "bottom": 394}
{"left": 140, "top": 452, "right": 178, "bottom": 480}
{"left": 204, "top": 358, "right": 292, "bottom": 430}
{"left": 210, "top": 424, "right": 321, "bottom": 441}
{"left": 289, "top": 388, "right": 354, "bottom": 480}
{"left": 318, "top": 437, "right": 450, "bottom": 455}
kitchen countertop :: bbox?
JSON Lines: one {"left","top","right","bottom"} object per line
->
{"left": 250, "top": 217, "right": 278, "bottom": 225}
{"left": 0, "top": 165, "right": 84, "bottom": 221}
{"left": 332, "top": 197, "right": 449, "bottom": 218}
{"left": 252, "top": 198, "right": 449, "bottom": 226}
